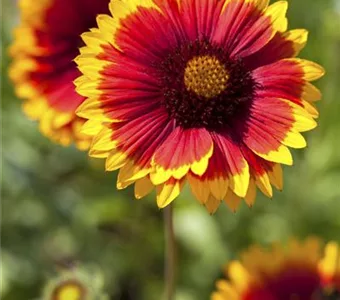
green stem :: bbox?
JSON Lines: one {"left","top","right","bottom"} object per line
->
{"left": 164, "top": 204, "right": 175, "bottom": 300}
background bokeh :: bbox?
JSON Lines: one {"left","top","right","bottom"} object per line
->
{"left": 1, "top": 0, "right": 340, "bottom": 299}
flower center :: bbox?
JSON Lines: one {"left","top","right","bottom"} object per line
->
{"left": 57, "top": 284, "right": 82, "bottom": 300}
{"left": 52, "top": 281, "right": 86, "bottom": 300}
{"left": 158, "top": 40, "right": 256, "bottom": 130}
{"left": 184, "top": 55, "right": 229, "bottom": 99}
{"left": 244, "top": 266, "right": 340, "bottom": 300}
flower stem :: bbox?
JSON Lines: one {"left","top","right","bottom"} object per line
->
{"left": 164, "top": 204, "right": 175, "bottom": 300}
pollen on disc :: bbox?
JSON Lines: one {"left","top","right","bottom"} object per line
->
{"left": 184, "top": 55, "right": 229, "bottom": 99}
{"left": 55, "top": 283, "right": 84, "bottom": 300}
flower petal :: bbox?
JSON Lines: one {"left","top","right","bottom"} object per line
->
{"left": 205, "top": 194, "right": 221, "bottom": 214}
{"left": 151, "top": 128, "right": 213, "bottom": 184}
{"left": 117, "top": 160, "right": 150, "bottom": 189}
{"left": 212, "top": 280, "right": 240, "bottom": 300}
{"left": 99, "top": 109, "right": 174, "bottom": 187}
{"left": 156, "top": 178, "right": 185, "bottom": 208}
{"left": 244, "top": 97, "right": 317, "bottom": 165}
{"left": 253, "top": 58, "right": 324, "bottom": 106}
{"left": 224, "top": 189, "right": 242, "bottom": 213}
{"left": 303, "top": 82, "right": 322, "bottom": 102}
{"left": 244, "top": 29, "right": 308, "bottom": 69}
{"left": 187, "top": 137, "right": 231, "bottom": 212}
{"left": 213, "top": 133, "right": 250, "bottom": 197}
{"left": 187, "top": 174, "right": 210, "bottom": 205}
{"left": 244, "top": 179, "right": 257, "bottom": 207}
{"left": 134, "top": 176, "right": 154, "bottom": 200}
{"left": 268, "top": 164, "right": 283, "bottom": 191}
{"left": 108, "top": 0, "right": 160, "bottom": 49}
{"left": 255, "top": 172, "right": 273, "bottom": 198}
{"left": 209, "top": 177, "right": 230, "bottom": 201}
{"left": 228, "top": 261, "right": 252, "bottom": 292}
{"left": 105, "top": 150, "right": 128, "bottom": 171}
{"left": 213, "top": 0, "right": 287, "bottom": 58}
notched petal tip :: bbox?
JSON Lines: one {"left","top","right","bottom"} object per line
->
{"left": 253, "top": 144, "right": 293, "bottom": 166}
{"left": 265, "top": 1, "right": 289, "bottom": 33}
{"left": 156, "top": 179, "right": 184, "bottom": 208}
{"left": 229, "top": 163, "right": 250, "bottom": 198}
{"left": 297, "top": 59, "right": 326, "bottom": 81}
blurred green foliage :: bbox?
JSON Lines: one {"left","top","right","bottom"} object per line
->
{"left": 1, "top": 0, "right": 340, "bottom": 299}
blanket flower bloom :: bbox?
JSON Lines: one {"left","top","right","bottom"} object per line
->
{"left": 9, "top": 0, "right": 109, "bottom": 149}
{"left": 211, "top": 238, "right": 340, "bottom": 300}
{"left": 75, "top": 0, "right": 324, "bottom": 212}
{"left": 42, "top": 267, "right": 108, "bottom": 300}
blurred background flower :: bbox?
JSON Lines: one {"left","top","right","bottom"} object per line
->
{"left": 2, "top": 0, "right": 340, "bottom": 300}
{"left": 211, "top": 238, "right": 340, "bottom": 299}
{"left": 41, "top": 265, "right": 108, "bottom": 300}
{"left": 9, "top": 0, "right": 109, "bottom": 149}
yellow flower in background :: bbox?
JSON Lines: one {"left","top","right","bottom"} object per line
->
{"left": 9, "top": 0, "right": 109, "bottom": 149}
{"left": 211, "top": 238, "right": 340, "bottom": 300}
{"left": 51, "top": 281, "right": 85, "bottom": 300}
{"left": 75, "top": 0, "right": 324, "bottom": 213}
{"left": 42, "top": 266, "right": 108, "bottom": 300}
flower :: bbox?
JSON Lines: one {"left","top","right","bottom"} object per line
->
{"left": 75, "top": 0, "right": 324, "bottom": 212}
{"left": 42, "top": 266, "right": 108, "bottom": 300}
{"left": 9, "top": 0, "right": 109, "bottom": 149}
{"left": 211, "top": 238, "right": 340, "bottom": 300}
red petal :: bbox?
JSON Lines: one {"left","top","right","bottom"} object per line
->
{"left": 242, "top": 146, "right": 274, "bottom": 177}
{"left": 244, "top": 30, "right": 307, "bottom": 70}
{"left": 152, "top": 127, "right": 213, "bottom": 182}
{"left": 212, "top": 132, "right": 249, "bottom": 197}
{"left": 112, "top": 108, "right": 174, "bottom": 167}
{"left": 43, "top": 0, "right": 109, "bottom": 36}
{"left": 178, "top": 0, "right": 225, "bottom": 40}
{"left": 212, "top": 0, "right": 274, "bottom": 58}
{"left": 115, "top": 5, "right": 179, "bottom": 63}
{"left": 253, "top": 59, "right": 305, "bottom": 105}
{"left": 243, "top": 98, "right": 294, "bottom": 165}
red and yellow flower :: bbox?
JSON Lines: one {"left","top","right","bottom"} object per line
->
{"left": 9, "top": 0, "right": 109, "bottom": 149}
{"left": 212, "top": 238, "right": 340, "bottom": 300}
{"left": 75, "top": 0, "right": 324, "bottom": 211}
